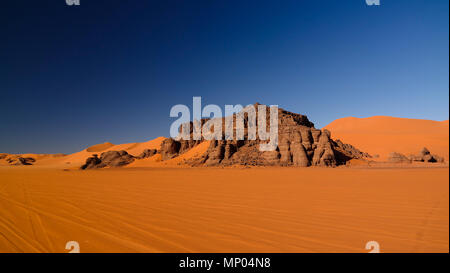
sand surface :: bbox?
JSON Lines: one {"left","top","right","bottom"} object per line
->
{"left": 0, "top": 166, "right": 447, "bottom": 253}
{"left": 324, "top": 116, "right": 449, "bottom": 160}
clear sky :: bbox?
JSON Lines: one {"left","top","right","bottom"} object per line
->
{"left": 1, "top": 0, "right": 448, "bottom": 154}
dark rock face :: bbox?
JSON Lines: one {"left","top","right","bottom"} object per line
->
{"left": 137, "top": 149, "right": 158, "bottom": 159}
{"left": 408, "top": 147, "right": 444, "bottom": 163}
{"left": 81, "top": 154, "right": 102, "bottom": 169}
{"left": 161, "top": 104, "right": 371, "bottom": 167}
{"left": 81, "top": 151, "right": 135, "bottom": 169}
{"left": 160, "top": 138, "right": 181, "bottom": 160}
{"left": 160, "top": 138, "right": 202, "bottom": 160}
{"left": 100, "top": 151, "right": 135, "bottom": 167}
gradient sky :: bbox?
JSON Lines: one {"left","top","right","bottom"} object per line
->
{"left": 1, "top": 0, "right": 448, "bottom": 154}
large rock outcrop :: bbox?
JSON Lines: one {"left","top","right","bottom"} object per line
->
{"left": 160, "top": 104, "right": 370, "bottom": 167}
{"left": 81, "top": 150, "right": 135, "bottom": 169}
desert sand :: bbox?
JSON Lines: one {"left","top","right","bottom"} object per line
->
{"left": 0, "top": 165, "right": 447, "bottom": 253}
{"left": 325, "top": 116, "right": 449, "bottom": 160}
{"left": 0, "top": 116, "right": 448, "bottom": 253}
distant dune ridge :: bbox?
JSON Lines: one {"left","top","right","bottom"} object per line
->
{"left": 86, "top": 142, "right": 115, "bottom": 152}
{"left": 324, "top": 116, "right": 449, "bottom": 161}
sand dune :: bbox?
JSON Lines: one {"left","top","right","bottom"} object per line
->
{"left": 86, "top": 142, "right": 115, "bottom": 152}
{"left": 123, "top": 137, "right": 166, "bottom": 156}
{"left": 29, "top": 137, "right": 167, "bottom": 169}
{"left": 0, "top": 166, "right": 447, "bottom": 253}
{"left": 324, "top": 116, "right": 449, "bottom": 160}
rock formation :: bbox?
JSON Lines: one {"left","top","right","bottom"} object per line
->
{"left": 409, "top": 147, "right": 444, "bottom": 163}
{"left": 388, "top": 152, "right": 411, "bottom": 163}
{"left": 387, "top": 147, "right": 445, "bottom": 164}
{"left": 1, "top": 154, "right": 36, "bottom": 165}
{"left": 159, "top": 104, "right": 371, "bottom": 167}
{"left": 9, "top": 157, "right": 35, "bottom": 165}
{"left": 81, "top": 154, "right": 102, "bottom": 169}
{"left": 137, "top": 149, "right": 158, "bottom": 159}
{"left": 81, "top": 150, "right": 135, "bottom": 169}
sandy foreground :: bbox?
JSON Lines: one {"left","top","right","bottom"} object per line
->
{"left": 0, "top": 166, "right": 448, "bottom": 253}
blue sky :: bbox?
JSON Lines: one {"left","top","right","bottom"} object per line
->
{"left": 1, "top": 0, "right": 448, "bottom": 154}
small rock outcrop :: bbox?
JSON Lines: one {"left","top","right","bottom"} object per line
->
{"left": 160, "top": 104, "right": 371, "bottom": 167}
{"left": 387, "top": 148, "right": 445, "bottom": 164}
{"left": 332, "top": 139, "right": 371, "bottom": 164}
{"left": 388, "top": 152, "right": 411, "bottom": 163}
{"left": 409, "top": 147, "right": 444, "bottom": 163}
{"left": 81, "top": 150, "right": 135, "bottom": 169}
{"left": 137, "top": 149, "right": 158, "bottom": 159}
{"left": 81, "top": 154, "right": 102, "bottom": 169}
{"left": 2, "top": 155, "right": 36, "bottom": 165}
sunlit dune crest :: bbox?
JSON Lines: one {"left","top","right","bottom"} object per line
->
{"left": 324, "top": 116, "right": 449, "bottom": 160}
{"left": 86, "top": 142, "right": 115, "bottom": 152}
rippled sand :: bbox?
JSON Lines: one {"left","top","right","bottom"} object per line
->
{"left": 0, "top": 166, "right": 448, "bottom": 253}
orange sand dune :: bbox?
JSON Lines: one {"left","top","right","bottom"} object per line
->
{"left": 122, "top": 136, "right": 166, "bottom": 156}
{"left": 324, "top": 116, "right": 449, "bottom": 160}
{"left": 86, "top": 142, "right": 115, "bottom": 152}
{"left": 32, "top": 137, "right": 166, "bottom": 168}
{"left": 0, "top": 166, "right": 447, "bottom": 253}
